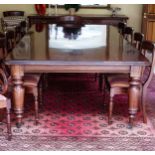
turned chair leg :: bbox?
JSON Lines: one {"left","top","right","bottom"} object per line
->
{"left": 33, "top": 87, "right": 39, "bottom": 125}
{"left": 43, "top": 74, "right": 48, "bottom": 90}
{"left": 99, "top": 74, "right": 103, "bottom": 91}
{"left": 138, "top": 85, "right": 143, "bottom": 113}
{"left": 141, "top": 88, "right": 147, "bottom": 123}
{"left": 108, "top": 90, "right": 114, "bottom": 124}
{"left": 39, "top": 80, "right": 43, "bottom": 107}
{"left": 103, "top": 77, "right": 109, "bottom": 107}
{"left": 6, "top": 99, "right": 12, "bottom": 141}
{"left": 142, "top": 101, "right": 147, "bottom": 124}
{"left": 95, "top": 73, "right": 98, "bottom": 81}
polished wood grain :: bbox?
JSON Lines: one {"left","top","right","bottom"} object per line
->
{"left": 28, "top": 14, "right": 129, "bottom": 26}
{"left": 6, "top": 23, "right": 149, "bottom": 128}
{"left": 6, "top": 25, "right": 148, "bottom": 66}
{"left": 142, "top": 4, "right": 155, "bottom": 42}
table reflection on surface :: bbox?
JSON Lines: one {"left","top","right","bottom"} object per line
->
{"left": 49, "top": 24, "right": 107, "bottom": 49}
{"left": 7, "top": 23, "right": 147, "bottom": 66}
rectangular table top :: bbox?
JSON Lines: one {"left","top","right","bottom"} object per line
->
{"left": 6, "top": 23, "right": 149, "bottom": 67}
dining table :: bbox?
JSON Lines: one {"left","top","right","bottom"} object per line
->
{"left": 5, "top": 21, "right": 150, "bottom": 128}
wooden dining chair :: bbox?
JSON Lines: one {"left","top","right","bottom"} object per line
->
{"left": 98, "top": 26, "right": 134, "bottom": 92}
{"left": 107, "top": 40, "right": 155, "bottom": 125}
{"left": 98, "top": 22, "right": 128, "bottom": 91}
{"left": 123, "top": 26, "right": 134, "bottom": 43}
{"left": 0, "top": 68, "right": 12, "bottom": 140}
{"left": 1, "top": 62, "right": 42, "bottom": 126}
{"left": 0, "top": 35, "right": 42, "bottom": 125}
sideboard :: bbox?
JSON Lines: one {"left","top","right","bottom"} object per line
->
{"left": 28, "top": 14, "right": 129, "bottom": 26}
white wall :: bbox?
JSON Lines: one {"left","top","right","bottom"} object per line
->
{"left": 112, "top": 4, "right": 143, "bottom": 32}
{"left": 0, "top": 4, "right": 143, "bottom": 31}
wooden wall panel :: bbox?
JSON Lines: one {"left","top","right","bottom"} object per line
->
{"left": 142, "top": 4, "right": 155, "bottom": 42}
{"left": 148, "top": 4, "right": 155, "bottom": 14}
{"left": 146, "top": 21, "right": 155, "bottom": 42}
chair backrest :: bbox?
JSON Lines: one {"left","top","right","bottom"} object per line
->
{"left": 123, "top": 26, "right": 134, "bottom": 43}
{"left": 118, "top": 22, "right": 126, "bottom": 34}
{"left": 5, "top": 30, "right": 15, "bottom": 52}
{"left": 0, "top": 33, "right": 5, "bottom": 46}
{"left": 0, "top": 33, "right": 7, "bottom": 58}
{"left": 0, "top": 33, "right": 10, "bottom": 78}
{"left": 140, "top": 40, "right": 155, "bottom": 89}
{"left": 0, "top": 67, "right": 8, "bottom": 95}
{"left": 133, "top": 32, "right": 144, "bottom": 50}
{"left": 3, "top": 11, "right": 24, "bottom": 17}
{"left": 20, "top": 21, "right": 27, "bottom": 36}
{"left": 1, "top": 30, "right": 15, "bottom": 54}
{"left": 141, "top": 40, "right": 154, "bottom": 56}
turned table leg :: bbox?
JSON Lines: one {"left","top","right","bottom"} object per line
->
{"left": 128, "top": 66, "right": 142, "bottom": 128}
{"left": 11, "top": 65, "right": 25, "bottom": 128}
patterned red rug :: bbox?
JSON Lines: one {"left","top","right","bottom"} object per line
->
{"left": 1, "top": 73, "right": 155, "bottom": 150}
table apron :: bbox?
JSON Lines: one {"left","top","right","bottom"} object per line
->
{"left": 23, "top": 65, "right": 131, "bottom": 73}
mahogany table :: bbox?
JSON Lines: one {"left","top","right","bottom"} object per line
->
{"left": 6, "top": 23, "right": 149, "bottom": 128}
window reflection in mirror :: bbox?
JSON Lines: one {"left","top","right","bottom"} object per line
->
{"left": 49, "top": 24, "right": 107, "bottom": 50}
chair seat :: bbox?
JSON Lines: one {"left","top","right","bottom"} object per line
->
{"left": 8, "top": 74, "right": 41, "bottom": 88}
{"left": 108, "top": 66, "right": 150, "bottom": 88}
{"left": 108, "top": 74, "right": 130, "bottom": 88}
{"left": 0, "top": 94, "right": 7, "bottom": 108}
